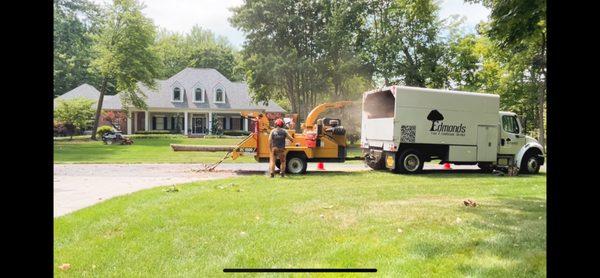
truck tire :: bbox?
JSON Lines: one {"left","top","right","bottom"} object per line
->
{"left": 520, "top": 152, "right": 541, "bottom": 174}
{"left": 365, "top": 154, "right": 385, "bottom": 170}
{"left": 395, "top": 149, "right": 424, "bottom": 174}
{"left": 286, "top": 153, "right": 307, "bottom": 174}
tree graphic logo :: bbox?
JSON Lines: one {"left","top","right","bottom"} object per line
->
{"left": 427, "top": 110, "right": 444, "bottom": 131}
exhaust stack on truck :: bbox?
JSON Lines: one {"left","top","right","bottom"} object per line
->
{"left": 361, "top": 86, "right": 545, "bottom": 174}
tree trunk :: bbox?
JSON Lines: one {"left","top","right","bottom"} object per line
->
{"left": 537, "top": 79, "right": 545, "bottom": 150}
{"left": 90, "top": 78, "right": 108, "bottom": 140}
{"left": 537, "top": 33, "right": 546, "bottom": 151}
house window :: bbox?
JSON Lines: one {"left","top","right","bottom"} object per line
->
{"left": 194, "top": 88, "right": 203, "bottom": 102}
{"left": 153, "top": 115, "right": 165, "bottom": 130}
{"left": 173, "top": 87, "right": 182, "bottom": 102}
{"left": 215, "top": 88, "right": 224, "bottom": 103}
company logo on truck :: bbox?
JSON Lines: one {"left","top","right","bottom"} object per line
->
{"left": 427, "top": 110, "right": 466, "bottom": 136}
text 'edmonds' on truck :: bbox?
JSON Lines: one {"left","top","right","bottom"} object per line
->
{"left": 361, "top": 86, "right": 545, "bottom": 174}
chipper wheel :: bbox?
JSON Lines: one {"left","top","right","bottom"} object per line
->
{"left": 286, "top": 153, "right": 308, "bottom": 174}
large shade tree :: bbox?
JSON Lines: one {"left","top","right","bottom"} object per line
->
{"left": 153, "top": 26, "right": 243, "bottom": 81}
{"left": 363, "top": 0, "right": 448, "bottom": 87}
{"left": 53, "top": 0, "right": 102, "bottom": 96}
{"left": 466, "top": 0, "right": 546, "bottom": 147}
{"left": 231, "top": 0, "right": 372, "bottom": 122}
{"left": 88, "top": 0, "right": 160, "bottom": 139}
{"left": 231, "top": 0, "right": 331, "bottom": 121}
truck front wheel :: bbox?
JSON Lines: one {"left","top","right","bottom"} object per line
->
{"left": 395, "top": 149, "right": 424, "bottom": 174}
{"left": 520, "top": 152, "right": 541, "bottom": 174}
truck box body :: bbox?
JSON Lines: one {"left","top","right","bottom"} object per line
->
{"left": 361, "top": 86, "right": 500, "bottom": 162}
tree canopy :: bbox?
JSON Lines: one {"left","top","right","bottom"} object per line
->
{"left": 53, "top": 0, "right": 546, "bottom": 143}
{"left": 54, "top": 97, "right": 96, "bottom": 132}
{"left": 88, "top": 0, "right": 160, "bottom": 139}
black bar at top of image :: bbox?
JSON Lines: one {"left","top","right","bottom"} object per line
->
{"left": 223, "top": 268, "right": 377, "bottom": 273}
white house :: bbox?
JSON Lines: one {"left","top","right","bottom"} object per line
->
{"left": 55, "top": 68, "right": 286, "bottom": 135}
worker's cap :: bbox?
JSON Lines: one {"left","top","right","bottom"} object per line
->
{"left": 275, "top": 118, "right": 284, "bottom": 127}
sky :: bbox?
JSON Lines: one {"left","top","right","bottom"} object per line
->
{"left": 91, "top": 0, "right": 490, "bottom": 48}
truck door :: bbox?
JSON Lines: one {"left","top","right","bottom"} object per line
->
{"left": 498, "top": 114, "right": 526, "bottom": 155}
{"left": 477, "top": 125, "right": 498, "bottom": 162}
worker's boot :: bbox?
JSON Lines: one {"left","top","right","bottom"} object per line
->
{"left": 270, "top": 173, "right": 274, "bottom": 178}
{"left": 280, "top": 172, "right": 285, "bottom": 178}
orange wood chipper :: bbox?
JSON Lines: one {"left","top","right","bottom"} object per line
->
{"left": 172, "top": 101, "right": 354, "bottom": 174}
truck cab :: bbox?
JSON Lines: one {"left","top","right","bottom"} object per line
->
{"left": 496, "top": 111, "right": 545, "bottom": 173}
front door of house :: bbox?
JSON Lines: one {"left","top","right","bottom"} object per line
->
{"left": 192, "top": 117, "right": 206, "bottom": 134}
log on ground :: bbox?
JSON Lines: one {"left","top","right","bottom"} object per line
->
{"left": 170, "top": 144, "right": 236, "bottom": 152}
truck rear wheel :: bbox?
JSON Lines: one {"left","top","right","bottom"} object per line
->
{"left": 286, "top": 154, "right": 307, "bottom": 174}
{"left": 395, "top": 149, "right": 424, "bottom": 174}
{"left": 365, "top": 154, "right": 385, "bottom": 170}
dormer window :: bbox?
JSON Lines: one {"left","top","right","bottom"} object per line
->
{"left": 172, "top": 87, "right": 182, "bottom": 102}
{"left": 215, "top": 88, "right": 225, "bottom": 103}
{"left": 194, "top": 88, "right": 204, "bottom": 102}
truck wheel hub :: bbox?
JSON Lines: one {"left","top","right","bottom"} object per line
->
{"left": 288, "top": 158, "right": 303, "bottom": 173}
{"left": 527, "top": 158, "right": 538, "bottom": 172}
{"left": 404, "top": 154, "right": 420, "bottom": 171}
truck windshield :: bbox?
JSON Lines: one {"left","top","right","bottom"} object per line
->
{"left": 502, "top": 115, "right": 520, "bottom": 134}
{"left": 363, "top": 90, "right": 395, "bottom": 119}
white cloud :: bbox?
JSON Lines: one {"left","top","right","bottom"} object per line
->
{"left": 91, "top": 0, "right": 489, "bottom": 48}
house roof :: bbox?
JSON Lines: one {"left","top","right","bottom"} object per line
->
{"left": 138, "top": 68, "right": 285, "bottom": 112}
{"left": 53, "top": 84, "right": 122, "bottom": 110}
{"left": 54, "top": 68, "right": 286, "bottom": 113}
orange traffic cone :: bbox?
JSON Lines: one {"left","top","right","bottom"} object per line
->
{"left": 317, "top": 162, "right": 325, "bottom": 170}
{"left": 443, "top": 163, "right": 452, "bottom": 170}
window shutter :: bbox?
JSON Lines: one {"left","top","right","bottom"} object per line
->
{"left": 171, "top": 118, "right": 175, "bottom": 130}
{"left": 163, "top": 117, "right": 167, "bottom": 130}
{"left": 152, "top": 117, "right": 156, "bottom": 130}
{"left": 240, "top": 118, "right": 243, "bottom": 130}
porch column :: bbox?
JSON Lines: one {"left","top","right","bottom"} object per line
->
{"left": 145, "top": 110, "right": 150, "bottom": 131}
{"left": 184, "top": 111, "right": 189, "bottom": 135}
{"left": 127, "top": 111, "right": 132, "bottom": 134}
{"left": 243, "top": 118, "right": 248, "bottom": 131}
{"left": 208, "top": 112, "right": 213, "bottom": 134}
{"left": 133, "top": 112, "right": 137, "bottom": 132}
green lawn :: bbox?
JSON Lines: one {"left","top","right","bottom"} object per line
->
{"left": 54, "top": 171, "right": 546, "bottom": 276}
{"left": 54, "top": 136, "right": 363, "bottom": 164}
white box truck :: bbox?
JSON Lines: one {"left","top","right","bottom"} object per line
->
{"left": 361, "top": 85, "right": 545, "bottom": 174}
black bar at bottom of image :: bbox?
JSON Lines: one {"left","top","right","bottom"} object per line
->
{"left": 223, "top": 268, "right": 377, "bottom": 273}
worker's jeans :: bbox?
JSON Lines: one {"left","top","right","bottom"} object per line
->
{"left": 269, "top": 147, "right": 287, "bottom": 175}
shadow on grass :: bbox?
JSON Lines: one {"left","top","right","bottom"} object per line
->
{"left": 408, "top": 196, "right": 546, "bottom": 276}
